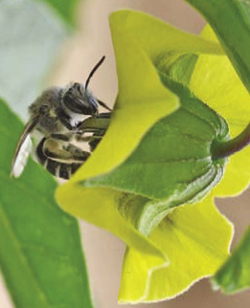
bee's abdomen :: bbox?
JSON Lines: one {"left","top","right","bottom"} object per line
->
{"left": 36, "top": 138, "right": 81, "bottom": 179}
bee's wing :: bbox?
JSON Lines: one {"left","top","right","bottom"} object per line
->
{"left": 11, "top": 117, "right": 39, "bottom": 178}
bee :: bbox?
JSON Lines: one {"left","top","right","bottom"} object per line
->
{"left": 11, "top": 56, "right": 111, "bottom": 179}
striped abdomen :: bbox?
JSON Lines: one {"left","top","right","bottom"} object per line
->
{"left": 36, "top": 138, "right": 83, "bottom": 180}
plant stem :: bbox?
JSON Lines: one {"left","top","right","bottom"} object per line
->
{"left": 212, "top": 122, "right": 250, "bottom": 159}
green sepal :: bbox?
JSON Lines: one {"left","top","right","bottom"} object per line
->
{"left": 80, "top": 77, "right": 229, "bottom": 235}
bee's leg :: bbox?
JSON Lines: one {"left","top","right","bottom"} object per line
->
{"left": 36, "top": 137, "right": 90, "bottom": 179}
{"left": 75, "top": 113, "right": 110, "bottom": 151}
{"left": 42, "top": 138, "right": 90, "bottom": 162}
{"left": 77, "top": 112, "right": 111, "bottom": 134}
{"left": 76, "top": 133, "right": 104, "bottom": 151}
{"left": 50, "top": 132, "right": 75, "bottom": 141}
{"left": 75, "top": 129, "right": 105, "bottom": 142}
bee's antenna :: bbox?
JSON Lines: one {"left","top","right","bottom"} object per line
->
{"left": 85, "top": 56, "right": 106, "bottom": 90}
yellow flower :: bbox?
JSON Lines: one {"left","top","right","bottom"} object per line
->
{"left": 56, "top": 10, "right": 250, "bottom": 302}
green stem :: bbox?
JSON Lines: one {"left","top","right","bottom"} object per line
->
{"left": 212, "top": 122, "right": 250, "bottom": 159}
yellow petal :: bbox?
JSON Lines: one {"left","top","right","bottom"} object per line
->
{"left": 119, "top": 196, "right": 233, "bottom": 303}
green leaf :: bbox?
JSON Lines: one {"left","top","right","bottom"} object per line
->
{"left": 212, "top": 227, "right": 250, "bottom": 294}
{"left": 0, "top": 0, "right": 68, "bottom": 119}
{"left": 0, "top": 98, "right": 93, "bottom": 308}
{"left": 37, "top": 0, "right": 80, "bottom": 26}
{"left": 185, "top": 0, "right": 250, "bottom": 93}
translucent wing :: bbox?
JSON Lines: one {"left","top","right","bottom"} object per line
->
{"left": 11, "top": 117, "right": 38, "bottom": 177}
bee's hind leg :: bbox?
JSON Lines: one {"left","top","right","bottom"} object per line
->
{"left": 43, "top": 138, "right": 90, "bottom": 162}
{"left": 36, "top": 137, "right": 90, "bottom": 179}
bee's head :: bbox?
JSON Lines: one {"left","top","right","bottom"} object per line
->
{"left": 61, "top": 56, "right": 106, "bottom": 117}
{"left": 62, "top": 82, "right": 98, "bottom": 116}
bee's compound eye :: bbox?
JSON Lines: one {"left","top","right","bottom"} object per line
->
{"left": 63, "top": 90, "right": 98, "bottom": 115}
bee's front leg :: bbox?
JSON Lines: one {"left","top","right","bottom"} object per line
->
{"left": 76, "top": 112, "right": 111, "bottom": 134}
{"left": 75, "top": 113, "right": 111, "bottom": 151}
